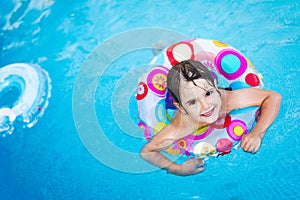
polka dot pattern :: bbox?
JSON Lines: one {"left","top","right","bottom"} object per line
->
{"left": 155, "top": 99, "right": 167, "bottom": 122}
{"left": 215, "top": 49, "right": 247, "bottom": 80}
{"left": 146, "top": 66, "right": 169, "bottom": 97}
{"left": 153, "top": 122, "right": 167, "bottom": 134}
{"left": 245, "top": 73, "right": 260, "bottom": 87}
{"left": 136, "top": 82, "right": 148, "bottom": 100}
{"left": 137, "top": 38, "right": 264, "bottom": 157}
{"left": 227, "top": 120, "right": 248, "bottom": 141}
{"left": 213, "top": 40, "right": 229, "bottom": 47}
{"left": 211, "top": 115, "right": 231, "bottom": 129}
{"left": 166, "top": 41, "right": 195, "bottom": 66}
{"left": 195, "top": 51, "right": 216, "bottom": 70}
{"left": 193, "top": 126, "right": 211, "bottom": 140}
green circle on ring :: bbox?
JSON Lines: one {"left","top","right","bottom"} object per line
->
{"left": 221, "top": 54, "right": 241, "bottom": 74}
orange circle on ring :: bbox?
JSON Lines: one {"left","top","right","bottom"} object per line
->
{"left": 178, "top": 139, "right": 187, "bottom": 149}
{"left": 213, "top": 40, "right": 229, "bottom": 47}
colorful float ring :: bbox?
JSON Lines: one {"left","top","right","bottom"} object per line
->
{"left": 136, "top": 39, "right": 264, "bottom": 158}
{"left": 0, "top": 63, "right": 52, "bottom": 137}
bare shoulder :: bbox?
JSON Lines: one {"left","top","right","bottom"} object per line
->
{"left": 151, "top": 112, "right": 197, "bottom": 144}
{"left": 144, "top": 115, "right": 183, "bottom": 151}
{"left": 222, "top": 88, "right": 281, "bottom": 112}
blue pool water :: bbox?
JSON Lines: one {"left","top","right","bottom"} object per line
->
{"left": 1, "top": 0, "right": 300, "bottom": 199}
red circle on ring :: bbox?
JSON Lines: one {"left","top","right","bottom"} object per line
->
{"left": 211, "top": 115, "right": 232, "bottom": 129}
{"left": 136, "top": 82, "right": 148, "bottom": 100}
{"left": 245, "top": 73, "right": 260, "bottom": 87}
{"left": 166, "top": 41, "right": 195, "bottom": 66}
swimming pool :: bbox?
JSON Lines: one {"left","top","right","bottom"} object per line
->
{"left": 1, "top": 0, "right": 300, "bottom": 199}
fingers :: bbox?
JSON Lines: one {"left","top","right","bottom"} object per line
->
{"left": 241, "top": 134, "right": 262, "bottom": 154}
{"left": 190, "top": 158, "right": 204, "bottom": 165}
{"left": 196, "top": 163, "right": 206, "bottom": 172}
{"left": 253, "top": 146, "right": 259, "bottom": 153}
{"left": 186, "top": 158, "right": 206, "bottom": 173}
{"left": 194, "top": 158, "right": 205, "bottom": 168}
{"left": 241, "top": 139, "right": 259, "bottom": 154}
{"left": 192, "top": 158, "right": 206, "bottom": 172}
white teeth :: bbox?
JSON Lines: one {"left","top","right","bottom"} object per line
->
{"left": 201, "top": 107, "right": 214, "bottom": 116}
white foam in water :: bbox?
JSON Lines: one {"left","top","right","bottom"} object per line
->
{"left": 0, "top": 63, "right": 52, "bottom": 137}
{"left": 3, "top": 0, "right": 54, "bottom": 31}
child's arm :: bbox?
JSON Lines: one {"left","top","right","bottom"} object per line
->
{"left": 140, "top": 114, "right": 205, "bottom": 176}
{"left": 227, "top": 88, "right": 282, "bottom": 153}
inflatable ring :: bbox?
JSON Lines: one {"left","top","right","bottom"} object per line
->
{"left": 136, "top": 39, "right": 264, "bottom": 158}
{"left": 0, "top": 63, "right": 52, "bottom": 137}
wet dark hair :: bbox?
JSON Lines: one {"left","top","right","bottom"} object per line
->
{"left": 167, "top": 60, "right": 216, "bottom": 106}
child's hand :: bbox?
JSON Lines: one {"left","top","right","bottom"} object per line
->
{"left": 171, "top": 158, "right": 206, "bottom": 176}
{"left": 240, "top": 132, "right": 263, "bottom": 154}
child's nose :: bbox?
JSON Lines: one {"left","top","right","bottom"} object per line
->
{"left": 198, "top": 99, "right": 209, "bottom": 109}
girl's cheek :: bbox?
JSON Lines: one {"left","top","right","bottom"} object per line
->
{"left": 193, "top": 107, "right": 201, "bottom": 116}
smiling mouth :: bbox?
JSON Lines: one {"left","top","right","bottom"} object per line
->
{"left": 201, "top": 107, "right": 215, "bottom": 117}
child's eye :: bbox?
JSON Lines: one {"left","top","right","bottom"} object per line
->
{"left": 189, "top": 100, "right": 196, "bottom": 105}
{"left": 205, "top": 90, "right": 213, "bottom": 97}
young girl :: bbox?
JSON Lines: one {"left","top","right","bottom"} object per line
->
{"left": 140, "top": 60, "right": 281, "bottom": 176}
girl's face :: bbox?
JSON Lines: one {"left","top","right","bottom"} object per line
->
{"left": 178, "top": 79, "right": 221, "bottom": 124}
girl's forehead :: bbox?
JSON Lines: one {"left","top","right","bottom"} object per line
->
{"left": 180, "top": 79, "right": 211, "bottom": 90}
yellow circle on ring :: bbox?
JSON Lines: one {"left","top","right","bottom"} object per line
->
{"left": 246, "top": 57, "right": 256, "bottom": 69}
{"left": 154, "top": 122, "right": 167, "bottom": 134}
{"left": 166, "top": 112, "right": 173, "bottom": 122}
{"left": 165, "top": 147, "right": 180, "bottom": 155}
{"left": 193, "top": 126, "right": 209, "bottom": 135}
{"left": 213, "top": 40, "right": 229, "bottom": 47}
{"left": 233, "top": 126, "right": 244, "bottom": 136}
{"left": 152, "top": 74, "right": 167, "bottom": 91}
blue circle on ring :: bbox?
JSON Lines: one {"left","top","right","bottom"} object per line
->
{"left": 215, "top": 49, "right": 247, "bottom": 80}
{"left": 230, "top": 81, "right": 251, "bottom": 90}
{"left": 221, "top": 54, "right": 241, "bottom": 74}
{"left": 155, "top": 99, "right": 167, "bottom": 122}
